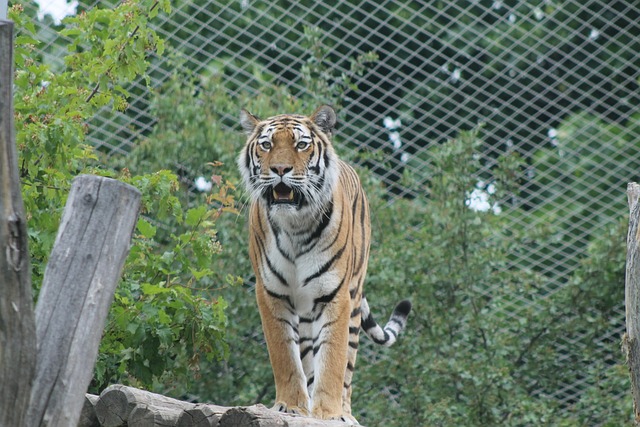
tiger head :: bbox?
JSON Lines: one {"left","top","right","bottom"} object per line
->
{"left": 238, "top": 105, "right": 339, "bottom": 215}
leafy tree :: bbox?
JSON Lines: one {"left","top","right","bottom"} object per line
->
{"left": 11, "top": 0, "right": 232, "bottom": 393}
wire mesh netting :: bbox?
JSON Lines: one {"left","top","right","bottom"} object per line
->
{"left": 28, "top": 0, "right": 639, "bottom": 420}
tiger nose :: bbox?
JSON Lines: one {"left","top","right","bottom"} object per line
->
{"left": 271, "top": 165, "right": 293, "bottom": 176}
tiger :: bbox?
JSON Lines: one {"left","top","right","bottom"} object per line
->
{"left": 237, "top": 105, "right": 411, "bottom": 424}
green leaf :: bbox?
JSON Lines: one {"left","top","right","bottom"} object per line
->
{"left": 185, "top": 205, "right": 207, "bottom": 227}
{"left": 137, "top": 218, "right": 156, "bottom": 238}
{"left": 141, "top": 283, "right": 171, "bottom": 295}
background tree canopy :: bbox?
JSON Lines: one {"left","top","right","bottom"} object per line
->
{"left": 14, "top": 0, "right": 638, "bottom": 425}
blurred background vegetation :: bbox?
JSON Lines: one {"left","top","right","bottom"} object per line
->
{"left": 10, "top": 0, "right": 638, "bottom": 425}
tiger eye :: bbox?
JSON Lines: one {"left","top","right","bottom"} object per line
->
{"left": 260, "top": 141, "right": 272, "bottom": 150}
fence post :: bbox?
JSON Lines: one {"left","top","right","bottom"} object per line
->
{"left": 0, "top": 19, "right": 37, "bottom": 427}
{"left": 625, "top": 182, "right": 640, "bottom": 424}
{"left": 26, "top": 175, "right": 141, "bottom": 427}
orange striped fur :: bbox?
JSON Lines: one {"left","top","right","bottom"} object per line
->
{"left": 238, "top": 105, "right": 411, "bottom": 424}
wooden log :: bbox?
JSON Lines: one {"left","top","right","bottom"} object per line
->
{"left": 0, "top": 19, "right": 37, "bottom": 427}
{"left": 26, "top": 175, "right": 141, "bottom": 427}
{"left": 78, "top": 394, "right": 101, "bottom": 427}
{"left": 93, "top": 385, "right": 361, "bottom": 427}
{"left": 219, "top": 405, "right": 285, "bottom": 427}
{"left": 129, "top": 404, "right": 184, "bottom": 427}
{"left": 96, "top": 384, "right": 199, "bottom": 427}
{"left": 625, "top": 182, "right": 640, "bottom": 424}
{"left": 176, "top": 403, "right": 228, "bottom": 427}
{"left": 218, "top": 405, "right": 357, "bottom": 427}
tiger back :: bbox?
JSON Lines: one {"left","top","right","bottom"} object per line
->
{"left": 237, "top": 105, "right": 411, "bottom": 424}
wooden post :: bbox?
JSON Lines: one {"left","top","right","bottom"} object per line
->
{"left": 625, "top": 182, "right": 640, "bottom": 424}
{"left": 26, "top": 175, "right": 141, "bottom": 427}
{"left": 0, "top": 19, "right": 37, "bottom": 427}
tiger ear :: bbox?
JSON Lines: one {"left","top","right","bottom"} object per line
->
{"left": 311, "top": 105, "right": 337, "bottom": 135}
{"left": 240, "top": 109, "right": 260, "bottom": 135}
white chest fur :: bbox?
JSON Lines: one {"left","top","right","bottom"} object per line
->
{"left": 259, "top": 202, "right": 344, "bottom": 316}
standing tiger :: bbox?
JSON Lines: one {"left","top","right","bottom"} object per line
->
{"left": 237, "top": 105, "right": 411, "bottom": 424}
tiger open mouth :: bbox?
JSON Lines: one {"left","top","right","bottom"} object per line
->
{"left": 267, "top": 182, "right": 302, "bottom": 206}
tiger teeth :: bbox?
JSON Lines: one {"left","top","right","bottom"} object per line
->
{"left": 272, "top": 189, "right": 295, "bottom": 201}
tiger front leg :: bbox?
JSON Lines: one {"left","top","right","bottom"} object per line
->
{"left": 256, "top": 282, "right": 310, "bottom": 415}
{"left": 310, "top": 295, "right": 351, "bottom": 421}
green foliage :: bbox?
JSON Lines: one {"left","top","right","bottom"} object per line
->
{"left": 353, "top": 129, "right": 631, "bottom": 426}
{"left": 15, "top": 1, "right": 633, "bottom": 423}
{"left": 12, "top": 0, "right": 232, "bottom": 393}
{"left": 94, "top": 169, "right": 236, "bottom": 390}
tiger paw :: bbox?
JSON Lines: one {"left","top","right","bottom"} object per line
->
{"left": 329, "top": 413, "right": 359, "bottom": 425}
{"left": 312, "top": 407, "right": 359, "bottom": 424}
{"left": 272, "top": 402, "right": 310, "bottom": 416}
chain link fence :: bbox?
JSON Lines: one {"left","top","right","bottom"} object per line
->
{"left": 29, "top": 0, "right": 639, "bottom": 418}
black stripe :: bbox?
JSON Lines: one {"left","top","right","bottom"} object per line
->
{"left": 274, "top": 231, "right": 294, "bottom": 263}
{"left": 259, "top": 241, "right": 289, "bottom": 288}
{"left": 303, "top": 243, "right": 347, "bottom": 287}
{"left": 323, "top": 147, "right": 330, "bottom": 171}
{"left": 314, "top": 201, "right": 345, "bottom": 254}
{"left": 370, "top": 333, "right": 389, "bottom": 345}
{"left": 347, "top": 361, "right": 355, "bottom": 371}
{"left": 265, "top": 287, "right": 294, "bottom": 310}
{"left": 310, "top": 140, "right": 322, "bottom": 174}
{"left": 244, "top": 147, "right": 251, "bottom": 171}
{"left": 300, "top": 345, "right": 313, "bottom": 360}
{"left": 301, "top": 201, "right": 334, "bottom": 249}
{"left": 255, "top": 204, "right": 267, "bottom": 236}
{"left": 307, "top": 376, "right": 314, "bottom": 387}
{"left": 310, "top": 320, "right": 338, "bottom": 346}
{"left": 361, "top": 313, "right": 376, "bottom": 330}
{"left": 269, "top": 216, "right": 294, "bottom": 262}
{"left": 253, "top": 220, "right": 289, "bottom": 288}
{"left": 354, "top": 195, "right": 368, "bottom": 276}
{"left": 351, "top": 190, "right": 359, "bottom": 217}
{"left": 313, "top": 340, "right": 328, "bottom": 355}
{"left": 350, "top": 307, "right": 361, "bottom": 318}
{"left": 276, "top": 317, "right": 297, "bottom": 333}
{"left": 349, "top": 277, "right": 363, "bottom": 299}
{"left": 313, "top": 275, "right": 346, "bottom": 307}
{"left": 389, "top": 317, "right": 404, "bottom": 328}
{"left": 348, "top": 340, "right": 359, "bottom": 349}
{"left": 349, "top": 326, "right": 360, "bottom": 335}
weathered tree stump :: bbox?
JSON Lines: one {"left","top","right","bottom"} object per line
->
{"left": 26, "top": 175, "right": 141, "bottom": 427}
{"left": 625, "top": 182, "right": 640, "bottom": 424}
{"left": 0, "top": 19, "right": 36, "bottom": 427}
